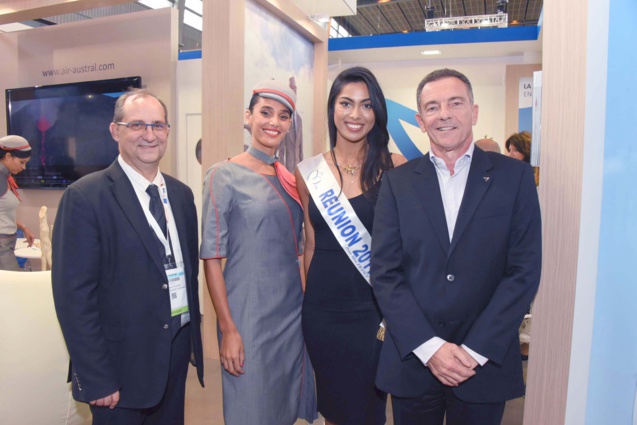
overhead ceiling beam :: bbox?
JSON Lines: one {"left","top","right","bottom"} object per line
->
{"left": 0, "top": 0, "right": 134, "bottom": 25}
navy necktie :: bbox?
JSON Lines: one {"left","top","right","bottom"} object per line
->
{"left": 146, "top": 184, "right": 167, "bottom": 237}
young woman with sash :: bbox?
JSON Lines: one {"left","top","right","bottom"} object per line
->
{"left": 297, "top": 67, "right": 406, "bottom": 425}
{"left": 200, "top": 80, "right": 316, "bottom": 425}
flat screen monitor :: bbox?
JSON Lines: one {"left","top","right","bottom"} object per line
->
{"left": 5, "top": 76, "right": 142, "bottom": 189}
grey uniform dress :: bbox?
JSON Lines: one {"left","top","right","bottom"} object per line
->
{"left": 201, "top": 161, "right": 317, "bottom": 425}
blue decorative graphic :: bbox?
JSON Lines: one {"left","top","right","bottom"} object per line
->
{"left": 386, "top": 99, "right": 424, "bottom": 160}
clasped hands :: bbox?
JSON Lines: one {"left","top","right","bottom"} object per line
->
{"left": 427, "top": 342, "right": 479, "bottom": 387}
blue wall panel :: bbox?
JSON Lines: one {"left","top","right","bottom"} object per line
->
{"left": 586, "top": 0, "right": 637, "bottom": 423}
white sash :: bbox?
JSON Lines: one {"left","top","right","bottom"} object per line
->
{"left": 298, "top": 154, "right": 372, "bottom": 285}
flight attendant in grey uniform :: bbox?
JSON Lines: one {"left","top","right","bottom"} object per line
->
{"left": 0, "top": 135, "right": 36, "bottom": 271}
{"left": 200, "top": 80, "right": 317, "bottom": 425}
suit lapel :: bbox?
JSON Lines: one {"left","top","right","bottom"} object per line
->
{"left": 449, "top": 148, "right": 494, "bottom": 255}
{"left": 107, "top": 162, "right": 166, "bottom": 277}
{"left": 413, "top": 155, "right": 451, "bottom": 255}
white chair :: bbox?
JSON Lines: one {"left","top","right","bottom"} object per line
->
{"left": 0, "top": 270, "right": 91, "bottom": 425}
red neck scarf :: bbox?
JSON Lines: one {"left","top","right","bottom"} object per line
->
{"left": 273, "top": 161, "right": 301, "bottom": 207}
{"left": 7, "top": 175, "right": 22, "bottom": 202}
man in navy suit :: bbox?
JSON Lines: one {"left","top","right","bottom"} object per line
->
{"left": 52, "top": 89, "right": 204, "bottom": 425}
{"left": 371, "top": 69, "right": 541, "bottom": 424}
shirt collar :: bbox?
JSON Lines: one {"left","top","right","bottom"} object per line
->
{"left": 0, "top": 162, "right": 9, "bottom": 178}
{"left": 117, "top": 155, "right": 163, "bottom": 191}
{"left": 430, "top": 141, "right": 475, "bottom": 174}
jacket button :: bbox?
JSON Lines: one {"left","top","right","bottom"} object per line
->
{"left": 162, "top": 284, "right": 168, "bottom": 290}
{"left": 438, "top": 321, "right": 446, "bottom": 328}
{"left": 163, "top": 324, "right": 169, "bottom": 329}
{"left": 446, "top": 274, "right": 455, "bottom": 282}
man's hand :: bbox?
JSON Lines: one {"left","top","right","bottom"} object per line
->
{"left": 89, "top": 390, "right": 120, "bottom": 409}
{"left": 427, "top": 343, "right": 477, "bottom": 386}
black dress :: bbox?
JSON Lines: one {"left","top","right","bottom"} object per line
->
{"left": 302, "top": 194, "right": 386, "bottom": 425}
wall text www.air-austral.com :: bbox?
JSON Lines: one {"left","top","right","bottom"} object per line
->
{"left": 41, "top": 62, "right": 115, "bottom": 77}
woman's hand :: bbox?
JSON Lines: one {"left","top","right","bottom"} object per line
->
{"left": 24, "top": 227, "right": 35, "bottom": 247}
{"left": 220, "top": 329, "right": 245, "bottom": 377}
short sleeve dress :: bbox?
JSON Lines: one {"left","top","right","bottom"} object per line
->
{"left": 201, "top": 161, "right": 316, "bottom": 425}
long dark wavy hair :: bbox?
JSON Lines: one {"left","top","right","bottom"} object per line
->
{"left": 327, "top": 67, "right": 393, "bottom": 201}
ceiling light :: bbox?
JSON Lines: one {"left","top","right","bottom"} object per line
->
{"left": 310, "top": 14, "right": 330, "bottom": 24}
{"left": 496, "top": 0, "right": 508, "bottom": 14}
{"left": 138, "top": 0, "right": 172, "bottom": 9}
{"left": 421, "top": 50, "right": 441, "bottom": 56}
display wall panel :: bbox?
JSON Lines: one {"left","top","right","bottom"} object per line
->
{"left": 200, "top": 0, "right": 328, "bottom": 359}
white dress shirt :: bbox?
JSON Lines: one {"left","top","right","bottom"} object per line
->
{"left": 117, "top": 156, "right": 190, "bottom": 325}
{"left": 412, "top": 143, "right": 488, "bottom": 367}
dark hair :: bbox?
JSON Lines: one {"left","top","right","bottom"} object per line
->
{"left": 248, "top": 94, "right": 293, "bottom": 115}
{"left": 505, "top": 131, "right": 532, "bottom": 163}
{"left": 113, "top": 88, "right": 168, "bottom": 123}
{"left": 0, "top": 148, "right": 31, "bottom": 160}
{"left": 327, "top": 67, "right": 393, "bottom": 201}
{"left": 416, "top": 68, "right": 474, "bottom": 112}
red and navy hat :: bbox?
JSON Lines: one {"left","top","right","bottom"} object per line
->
{"left": 252, "top": 79, "right": 296, "bottom": 112}
{"left": 0, "top": 135, "right": 31, "bottom": 152}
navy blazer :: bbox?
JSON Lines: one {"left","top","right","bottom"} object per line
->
{"left": 52, "top": 161, "right": 204, "bottom": 408}
{"left": 371, "top": 148, "right": 541, "bottom": 403}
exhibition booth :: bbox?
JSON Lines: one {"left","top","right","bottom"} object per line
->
{"left": 1, "top": 0, "right": 635, "bottom": 424}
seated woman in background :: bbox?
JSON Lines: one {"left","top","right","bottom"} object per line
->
{"left": 506, "top": 131, "right": 539, "bottom": 185}
{"left": 0, "top": 135, "right": 35, "bottom": 271}
{"left": 297, "top": 66, "right": 406, "bottom": 425}
{"left": 200, "top": 80, "right": 316, "bottom": 425}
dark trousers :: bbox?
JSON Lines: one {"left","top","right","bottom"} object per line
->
{"left": 90, "top": 324, "right": 192, "bottom": 425}
{"left": 392, "top": 383, "right": 506, "bottom": 425}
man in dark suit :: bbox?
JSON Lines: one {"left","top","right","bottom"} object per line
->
{"left": 52, "top": 88, "right": 204, "bottom": 425}
{"left": 371, "top": 69, "right": 541, "bottom": 424}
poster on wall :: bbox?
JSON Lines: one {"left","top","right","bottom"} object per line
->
{"left": 518, "top": 77, "right": 533, "bottom": 133}
{"left": 244, "top": 0, "right": 314, "bottom": 173}
{"left": 530, "top": 71, "right": 542, "bottom": 167}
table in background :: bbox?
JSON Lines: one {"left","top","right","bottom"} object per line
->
{"left": 14, "top": 238, "right": 42, "bottom": 271}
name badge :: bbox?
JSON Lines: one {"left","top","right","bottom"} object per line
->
{"left": 166, "top": 265, "right": 188, "bottom": 317}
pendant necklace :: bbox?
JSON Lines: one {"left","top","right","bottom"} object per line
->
{"left": 333, "top": 148, "right": 361, "bottom": 185}
{"left": 338, "top": 162, "right": 361, "bottom": 185}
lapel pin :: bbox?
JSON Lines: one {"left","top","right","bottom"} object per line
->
{"left": 483, "top": 176, "right": 490, "bottom": 182}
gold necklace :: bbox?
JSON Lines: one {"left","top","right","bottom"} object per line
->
{"left": 339, "top": 163, "right": 361, "bottom": 176}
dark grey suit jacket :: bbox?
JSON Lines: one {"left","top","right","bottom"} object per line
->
{"left": 372, "top": 148, "right": 541, "bottom": 403}
{"left": 52, "top": 161, "right": 204, "bottom": 408}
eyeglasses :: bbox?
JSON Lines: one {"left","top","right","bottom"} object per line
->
{"left": 115, "top": 121, "right": 171, "bottom": 133}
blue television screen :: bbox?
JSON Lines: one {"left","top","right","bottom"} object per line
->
{"left": 5, "top": 76, "right": 142, "bottom": 189}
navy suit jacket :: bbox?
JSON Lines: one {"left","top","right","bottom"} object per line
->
{"left": 371, "top": 148, "right": 541, "bottom": 403}
{"left": 52, "top": 161, "right": 204, "bottom": 408}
